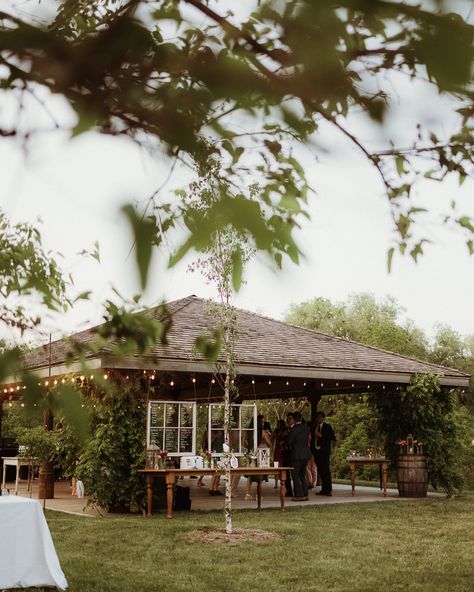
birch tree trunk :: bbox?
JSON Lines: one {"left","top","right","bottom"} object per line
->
{"left": 223, "top": 344, "right": 232, "bottom": 534}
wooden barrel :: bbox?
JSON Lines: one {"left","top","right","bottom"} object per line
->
{"left": 397, "top": 454, "right": 428, "bottom": 497}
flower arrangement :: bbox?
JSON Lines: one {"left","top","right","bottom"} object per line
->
{"left": 200, "top": 450, "right": 212, "bottom": 468}
{"left": 396, "top": 437, "right": 424, "bottom": 454}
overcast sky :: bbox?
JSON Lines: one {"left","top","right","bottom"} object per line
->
{"left": 1, "top": 2, "right": 473, "bottom": 345}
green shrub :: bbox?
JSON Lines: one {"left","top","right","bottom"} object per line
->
{"left": 369, "top": 374, "right": 465, "bottom": 495}
{"left": 77, "top": 377, "right": 146, "bottom": 512}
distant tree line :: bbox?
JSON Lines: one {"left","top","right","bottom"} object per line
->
{"left": 285, "top": 293, "right": 474, "bottom": 492}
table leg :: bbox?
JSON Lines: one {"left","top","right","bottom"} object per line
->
{"left": 15, "top": 464, "right": 19, "bottom": 495}
{"left": 382, "top": 462, "right": 388, "bottom": 497}
{"left": 279, "top": 470, "right": 286, "bottom": 512}
{"left": 166, "top": 474, "right": 175, "bottom": 519}
{"left": 256, "top": 477, "right": 262, "bottom": 510}
{"left": 146, "top": 474, "right": 153, "bottom": 516}
{"left": 1, "top": 462, "right": 6, "bottom": 489}
{"left": 350, "top": 462, "right": 356, "bottom": 496}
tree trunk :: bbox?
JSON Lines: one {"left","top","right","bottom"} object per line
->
{"left": 38, "top": 408, "right": 54, "bottom": 500}
{"left": 223, "top": 346, "right": 232, "bottom": 535}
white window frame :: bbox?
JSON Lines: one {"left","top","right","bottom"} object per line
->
{"left": 207, "top": 403, "right": 257, "bottom": 456}
{"left": 147, "top": 400, "right": 197, "bottom": 456}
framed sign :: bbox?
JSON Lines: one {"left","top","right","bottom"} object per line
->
{"left": 208, "top": 403, "right": 257, "bottom": 456}
{"left": 147, "top": 401, "right": 197, "bottom": 456}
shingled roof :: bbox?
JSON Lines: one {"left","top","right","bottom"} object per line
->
{"left": 19, "top": 295, "right": 469, "bottom": 388}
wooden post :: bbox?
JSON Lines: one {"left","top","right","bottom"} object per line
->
{"left": 305, "top": 382, "right": 321, "bottom": 424}
{"left": 38, "top": 407, "right": 55, "bottom": 500}
{"left": 38, "top": 334, "right": 54, "bottom": 500}
{"left": 0, "top": 392, "right": 4, "bottom": 443}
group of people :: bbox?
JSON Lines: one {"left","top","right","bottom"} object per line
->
{"left": 281, "top": 410, "right": 336, "bottom": 501}
{"left": 199, "top": 411, "right": 336, "bottom": 501}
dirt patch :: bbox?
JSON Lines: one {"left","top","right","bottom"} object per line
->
{"left": 184, "top": 527, "right": 280, "bottom": 545}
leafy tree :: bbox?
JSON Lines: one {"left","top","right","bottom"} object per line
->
{"left": 0, "top": 0, "right": 472, "bottom": 275}
{"left": 369, "top": 373, "right": 465, "bottom": 495}
{"left": 286, "top": 293, "right": 429, "bottom": 359}
{"left": 187, "top": 158, "right": 255, "bottom": 534}
{"left": 0, "top": 210, "right": 68, "bottom": 336}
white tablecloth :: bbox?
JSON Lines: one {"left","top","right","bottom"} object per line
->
{"left": 0, "top": 495, "right": 68, "bottom": 589}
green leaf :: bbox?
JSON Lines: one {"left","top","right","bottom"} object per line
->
{"left": 458, "top": 216, "right": 474, "bottom": 234}
{"left": 122, "top": 204, "right": 156, "bottom": 290}
{"left": 387, "top": 247, "right": 394, "bottom": 273}
{"left": 396, "top": 156, "right": 407, "bottom": 176}
{"left": 231, "top": 249, "right": 243, "bottom": 292}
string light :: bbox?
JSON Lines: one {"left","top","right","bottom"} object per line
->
{"left": 126, "top": 376, "right": 129, "bottom": 380}
{"left": 90, "top": 375, "right": 93, "bottom": 380}
{"left": 16, "top": 386, "right": 20, "bottom": 391}
{"left": 303, "top": 381, "right": 306, "bottom": 386}
{"left": 80, "top": 376, "right": 85, "bottom": 381}
{"left": 192, "top": 377, "right": 196, "bottom": 383}
{"left": 320, "top": 382, "right": 324, "bottom": 387}
{"left": 104, "top": 374, "right": 108, "bottom": 380}
{"left": 251, "top": 379, "right": 255, "bottom": 385}
{"left": 3, "top": 389, "right": 6, "bottom": 394}
{"left": 54, "top": 380, "right": 58, "bottom": 386}
{"left": 211, "top": 379, "right": 216, "bottom": 384}
{"left": 268, "top": 379, "right": 272, "bottom": 385}
{"left": 21, "top": 403, "right": 24, "bottom": 407}
{"left": 61, "top": 379, "right": 65, "bottom": 384}
{"left": 45, "top": 381, "right": 49, "bottom": 387}
{"left": 286, "top": 381, "right": 289, "bottom": 386}
{"left": 151, "top": 374, "right": 155, "bottom": 380}
{"left": 351, "top": 384, "right": 355, "bottom": 388}
{"left": 170, "top": 380, "right": 174, "bottom": 387}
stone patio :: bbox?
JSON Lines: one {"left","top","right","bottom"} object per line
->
{"left": 4, "top": 475, "right": 437, "bottom": 518}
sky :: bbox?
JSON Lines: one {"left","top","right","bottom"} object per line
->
{"left": 0, "top": 1, "right": 473, "bottom": 345}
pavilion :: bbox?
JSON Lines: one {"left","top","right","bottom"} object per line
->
{"left": 3, "top": 294, "right": 469, "bottom": 407}
{"left": 1, "top": 294, "right": 469, "bottom": 500}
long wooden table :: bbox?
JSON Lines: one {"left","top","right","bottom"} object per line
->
{"left": 138, "top": 467, "right": 291, "bottom": 519}
{"left": 347, "top": 456, "right": 389, "bottom": 497}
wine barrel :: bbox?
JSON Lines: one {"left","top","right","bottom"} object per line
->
{"left": 397, "top": 454, "right": 428, "bottom": 497}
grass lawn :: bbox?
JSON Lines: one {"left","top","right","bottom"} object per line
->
{"left": 38, "top": 494, "right": 474, "bottom": 592}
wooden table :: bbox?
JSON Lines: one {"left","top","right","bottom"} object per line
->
{"left": 1, "top": 457, "right": 36, "bottom": 495}
{"left": 347, "top": 457, "right": 389, "bottom": 497}
{"left": 138, "top": 467, "right": 291, "bottom": 519}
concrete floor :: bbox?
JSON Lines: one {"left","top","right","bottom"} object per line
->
{"left": 4, "top": 475, "right": 430, "bottom": 518}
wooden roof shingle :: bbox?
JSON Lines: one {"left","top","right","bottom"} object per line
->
{"left": 20, "top": 295, "right": 470, "bottom": 387}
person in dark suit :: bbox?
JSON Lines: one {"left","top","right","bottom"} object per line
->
{"left": 286, "top": 411, "right": 311, "bottom": 501}
{"left": 313, "top": 411, "right": 336, "bottom": 496}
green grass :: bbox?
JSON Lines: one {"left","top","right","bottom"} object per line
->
{"left": 37, "top": 495, "right": 474, "bottom": 592}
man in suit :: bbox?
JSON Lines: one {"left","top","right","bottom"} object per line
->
{"left": 313, "top": 411, "right": 336, "bottom": 496}
{"left": 286, "top": 411, "right": 311, "bottom": 501}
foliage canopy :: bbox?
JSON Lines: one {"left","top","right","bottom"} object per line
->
{"left": 0, "top": 0, "right": 473, "bottom": 281}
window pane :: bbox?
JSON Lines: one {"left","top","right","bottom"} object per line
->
{"left": 165, "top": 403, "right": 179, "bottom": 427}
{"left": 210, "top": 430, "right": 224, "bottom": 453}
{"left": 164, "top": 429, "right": 178, "bottom": 452}
{"left": 179, "top": 428, "right": 193, "bottom": 453}
{"left": 149, "top": 427, "right": 163, "bottom": 449}
{"left": 180, "top": 403, "right": 193, "bottom": 428}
